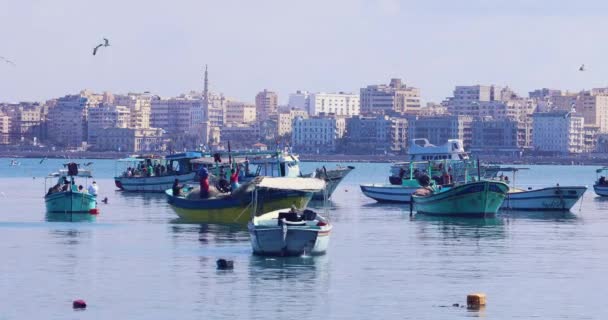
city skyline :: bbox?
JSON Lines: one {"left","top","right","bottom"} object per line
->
{"left": 2, "top": 0, "right": 608, "bottom": 104}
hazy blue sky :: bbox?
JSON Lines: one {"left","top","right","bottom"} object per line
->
{"left": 1, "top": 0, "right": 607, "bottom": 104}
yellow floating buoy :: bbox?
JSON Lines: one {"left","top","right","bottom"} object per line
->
{"left": 467, "top": 293, "right": 486, "bottom": 309}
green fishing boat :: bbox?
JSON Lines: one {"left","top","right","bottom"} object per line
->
{"left": 412, "top": 180, "right": 509, "bottom": 217}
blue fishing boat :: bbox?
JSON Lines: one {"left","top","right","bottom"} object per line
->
{"left": 44, "top": 163, "right": 99, "bottom": 217}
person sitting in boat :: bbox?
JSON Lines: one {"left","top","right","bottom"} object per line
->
{"left": 217, "top": 168, "right": 230, "bottom": 193}
{"left": 78, "top": 185, "right": 84, "bottom": 193}
{"left": 47, "top": 183, "right": 61, "bottom": 195}
{"left": 600, "top": 176, "right": 607, "bottom": 185}
{"left": 413, "top": 174, "right": 435, "bottom": 196}
{"left": 172, "top": 179, "right": 183, "bottom": 197}
{"left": 88, "top": 181, "right": 98, "bottom": 196}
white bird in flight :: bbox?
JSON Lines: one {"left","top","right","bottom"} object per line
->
{"left": 92, "top": 37, "right": 111, "bottom": 55}
{"left": 0, "top": 56, "right": 15, "bottom": 66}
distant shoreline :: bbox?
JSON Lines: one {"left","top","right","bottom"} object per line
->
{"left": 1, "top": 150, "right": 607, "bottom": 165}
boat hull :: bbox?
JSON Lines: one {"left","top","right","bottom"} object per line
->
{"left": 593, "top": 184, "right": 608, "bottom": 197}
{"left": 310, "top": 166, "right": 354, "bottom": 200}
{"left": 115, "top": 172, "right": 196, "bottom": 193}
{"left": 360, "top": 184, "right": 418, "bottom": 203}
{"left": 501, "top": 186, "right": 587, "bottom": 211}
{"left": 413, "top": 181, "right": 508, "bottom": 217}
{"left": 166, "top": 189, "right": 313, "bottom": 224}
{"left": 249, "top": 223, "right": 331, "bottom": 256}
{"left": 45, "top": 191, "right": 97, "bottom": 214}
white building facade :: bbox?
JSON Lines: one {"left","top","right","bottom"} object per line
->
{"left": 532, "top": 111, "right": 584, "bottom": 154}
{"left": 291, "top": 115, "right": 345, "bottom": 152}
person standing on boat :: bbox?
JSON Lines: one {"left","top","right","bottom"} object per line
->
{"left": 199, "top": 167, "right": 210, "bottom": 198}
{"left": 230, "top": 164, "right": 240, "bottom": 191}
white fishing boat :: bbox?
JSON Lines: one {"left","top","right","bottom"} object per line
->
{"left": 360, "top": 180, "right": 422, "bottom": 203}
{"left": 248, "top": 177, "right": 331, "bottom": 256}
{"left": 114, "top": 152, "right": 201, "bottom": 192}
{"left": 593, "top": 167, "right": 608, "bottom": 196}
{"left": 499, "top": 168, "right": 587, "bottom": 211}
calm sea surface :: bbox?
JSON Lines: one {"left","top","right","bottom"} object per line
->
{"left": 0, "top": 158, "right": 607, "bottom": 319}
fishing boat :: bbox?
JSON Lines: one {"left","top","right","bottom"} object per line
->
{"left": 388, "top": 139, "right": 499, "bottom": 185}
{"left": 44, "top": 163, "right": 99, "bottom": 217}
{"left": 412, "top": 180, "right": 509, "bottom": 217}
{"left": 165, "top": 176, "right": 315, "bottom": 224}
{"left": 190, "top": 150, "right": 352, "bottom": 200}
{"left": 114, "top": 152, "right": 201, "bottom": 192}
{"left": 307, "top": 165, "right": 354, "bottom": 200}
{"left": 361, "top": 158, "right": 490, "bottom": 203}
{"left": 248, "top": 177, "right": 331, "bottom": 256}
{"left": 498, "top": 168, "right": 587, "bottom": 211}
{"left": 593, "top": 167, "right": 608, "bottom": 196}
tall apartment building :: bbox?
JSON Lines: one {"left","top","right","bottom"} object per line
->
{"left": 47, "top": 93, "right": 100, "bottom": 148}
{"left": 0, "top": 112, "right": 10, "bottom": 144}
{"left": 288, "top": 90, "right": 310, "bottom": 111}
{"left": 532, "top": 111, "right": 584, "bottom": 154}
{"left": 87, "top": 105, "right": 131, "bottom": 146}
{"left": 344, "top": 115, "right": 407, "bottom": 153}
{"left": 471, "top": 117, "right": 532, "bottom": 155}
{"left": 278, "top": 108, "right": 309, "bottom": 137}
{"left": 407, "top": 115, "right": 473, "bottom": 149}
{"left": 574, "top": 91, "right": 608, "bottom": 132}
{"left": 309, "top": 92, "right": 359, "bottom": 116}
{"left": 114, "top": 93, "right": 152, "bottom": 129}
{"left": 225, "top": 101, "right": 256, "bottom": 124}
{"left": 292, "top": 114, "right": 346, "bottom": 152}
{"left": 151, "top": 97, "right": 201, "bottom": 135}
{"left": 360, "top": 78, "right": 421, "bottom": 115}
{"left": 256, "top": 89, "right": 278, "bottom": 121}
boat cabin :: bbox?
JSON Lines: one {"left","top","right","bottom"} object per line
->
{"left": 407, "top": 139, "right": 469, "bottom": 161}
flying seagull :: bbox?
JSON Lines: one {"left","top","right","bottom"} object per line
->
{"left": 0, "top": 56, "right": 15, "bottom": 66}
{"left": 92, "top": 37, "right": 110, "bottom": 55}
{"left": 579, "top": 64, "right": 585, "bottom": 71}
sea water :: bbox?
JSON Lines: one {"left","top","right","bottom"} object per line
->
{"left": 0, "top": 158, "right": 606, "bottom": 319}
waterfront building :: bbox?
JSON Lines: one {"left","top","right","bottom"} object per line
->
{"left": 114, "top": 93, "right": 152, "bottom": 129}
{"left": 596, "top": 133, "right": 608, "bottom": 153}
{"left": 288, "top": 90, "right": 310, "bottom": 111}
{"left": 47, "top": 92, "right": 100, "bottom": 148}
{"left": 407, "top": 115, "right": 473, "bottom": 150}
{"left": 87, "top": 105, "right": 131, "bottom": 146}
{"left": 256, "top": 89, "right": 278, "bottom": 121}
{"left": 277, "top": 108, "right": 309, "bottom": 137}
{"left": 151, "top": 96, "right": 201, "bottom": 135}
{"left": 0, "top": 112, "right": 10, "bottom": 144}
{"left": 290, "top": 91, "right": 359, "bottom": 116}
{"left": 220, "top": 123, "right": 260, "bottom": 149}
{"left": 291, "top": 114, "right": 346, "bottom": 153}
{"left": 225, "top": 101, "right": 256, "bottom": 124}
{"left": 532, "top": 110, "right": 584, "bottom": 154}
{"left": 471, "top": 117, "right": 532, "bottom": 155}
{"left": 95, "top": 127, "right": 165, "bottom": 152}
{"left": 360, "top": 78, "right": 421, "bottom": 115}
{"left": 344, "top": 115, "right": 408, "bottom": 154}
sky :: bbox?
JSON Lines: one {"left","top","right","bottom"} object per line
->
{"left": 1, "top": 0, "right": 608, "bottom": 104}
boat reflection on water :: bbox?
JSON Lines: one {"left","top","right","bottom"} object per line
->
{"left": 170, "top": 223, "right": 249, "bottom": 244}
{"left": 499, "top": 210, "right": 579, "bottom": 222}
{"left": 116, "top": 190, "right": 166, "bottom": 207}
{"left": 412, "top": 214, "right": 506, "bottom": 240}
{"left": 45, "top": 212, "right": 96, "bottom": 222}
